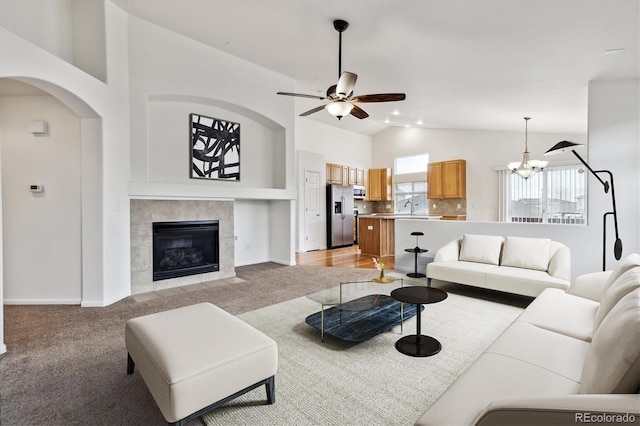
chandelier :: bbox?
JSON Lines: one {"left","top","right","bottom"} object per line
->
{"left": 508, "top": 117, "right": 548, "bottom": 179}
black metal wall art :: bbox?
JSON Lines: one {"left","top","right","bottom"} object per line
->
{"left": 190, "top": 113, "right": 240, "bottom": 181}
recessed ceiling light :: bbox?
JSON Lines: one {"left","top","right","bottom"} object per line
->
{"left": 416, "top": 120, "right": 423, "bottom": 125}
{"left": 405, "top": 124, "right": 410, "bottom": 128}
{"left": 392, "top": 111, "right": 400, "bottom": 116}
{"left": 605, "top": 48, "right": 625, "bottom": 55}
{"left": 384, "top": 119, "right": 390, "bottom": 124}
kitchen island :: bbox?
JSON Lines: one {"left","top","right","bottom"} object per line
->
{"left": 359, "top": 214, "right": 442, "bottom": 257}
{"left": 359, "top": 216, "right": 395, "bottom": 257}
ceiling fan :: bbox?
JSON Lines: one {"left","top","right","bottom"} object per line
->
{"left": 277, "top": 19, "right": 406, "bottom": 120}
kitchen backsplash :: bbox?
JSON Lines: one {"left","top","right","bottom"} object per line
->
{"left": 428, "top": 198, "right": 467, "bottom": 216}
{"left": 355, "top": 200, "right": 394, "bottom": 214}
{"left": 356, "top": 199, "right": 467, "bottom": 216}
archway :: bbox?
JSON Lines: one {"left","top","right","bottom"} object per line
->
{"left": 0, "top": 77, "right": 102, "bottom": 304}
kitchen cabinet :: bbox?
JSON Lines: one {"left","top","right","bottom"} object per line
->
{"left": 326, "top": 163, "right": 344, "bottom": 184}
{"left": 359, "top": 216, "right": 395, "bottom": 257}
{"left": 367, "top": 168, "right": 392, "bottom": 201}
{"left": 356, "top": 168, "right": 365, "bottom": 186}
{"left": 427, "top": 159, "right": 466, "bottom": 199}
{"left": 348, "top": 167, "right": 358, "bottom": 185}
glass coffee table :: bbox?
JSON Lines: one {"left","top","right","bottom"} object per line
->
{"left": 305, "top": 275, "right": 423, "bottom": 342}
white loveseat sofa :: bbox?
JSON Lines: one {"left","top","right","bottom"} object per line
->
{"left": 427, "top": 234, "right": 571, "bottom": 297}
{"left": 416, "top": 253, "right": 640, "bottom": 426}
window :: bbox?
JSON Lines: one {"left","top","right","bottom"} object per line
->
{"left": 395, "top": 153, "right": 429, "bottom": 175}
{"left": 394, "top": 154, "right": 429, "bottom": 214}
{"left": 500, "top": 165, "right": 587, "bottom": 224}
{"left": 395, "top": 182, "right": 428, "bottom": 214}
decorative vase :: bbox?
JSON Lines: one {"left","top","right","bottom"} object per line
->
{"left": 373, "top": 269, "right": 394, "bottom": 284}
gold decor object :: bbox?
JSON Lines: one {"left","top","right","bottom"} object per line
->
{"left": 372, "top": 269, "right": 394, "bottom": 284}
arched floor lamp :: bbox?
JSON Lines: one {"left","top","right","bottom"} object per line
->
{"left": 544, "top": 141, "right": 623, "bottom": 271}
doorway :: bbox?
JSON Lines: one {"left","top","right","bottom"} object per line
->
{"left": 304, "top": 169, "right": 323, "bottom": 251}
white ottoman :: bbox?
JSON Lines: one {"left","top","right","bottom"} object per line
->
{"left": 125, "top": 302, "right": 278, "bottom": 425}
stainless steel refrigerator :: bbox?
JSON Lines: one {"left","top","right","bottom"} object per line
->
{"left": 326, "top": 184, "right": 354, "bottom": 248}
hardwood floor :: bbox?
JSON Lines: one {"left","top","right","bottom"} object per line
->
{"left": 295, "top": 245, "right": 395, "bottom": 269}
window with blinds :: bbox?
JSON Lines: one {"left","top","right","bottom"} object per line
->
{"left": 500, "top": 165, "right": 587, "bottom": 224}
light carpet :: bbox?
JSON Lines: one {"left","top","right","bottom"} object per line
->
{"left": 202, "top": 290, "right": 523, "bottom": 426}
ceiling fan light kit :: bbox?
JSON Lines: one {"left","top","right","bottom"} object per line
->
{"left": 277, "top": 19, "right": 406, "bottom": 121}
{"left": 508, "top": 117, "right": 548, "bottom": 179}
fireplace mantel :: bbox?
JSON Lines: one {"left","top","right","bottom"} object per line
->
{"left": 129, "top": 181, "right": 296, "bottom": 201}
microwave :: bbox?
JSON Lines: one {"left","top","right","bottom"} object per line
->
{"left": 353, "top": 185, "right": 366, "bottom": 200}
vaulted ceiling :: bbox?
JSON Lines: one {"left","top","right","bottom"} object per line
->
{"left": 114, "top": 1, "right": 638, "bottom": 136}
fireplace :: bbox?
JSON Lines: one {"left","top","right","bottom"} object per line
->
{"left": 152, "top": 220, "right": 219, "bottom": 281}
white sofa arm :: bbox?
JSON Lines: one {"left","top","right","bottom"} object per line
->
{"left": 474, "top": 394, "right": 640, "bottom": 426}
{"left": 547, "top": 243, "right": 571, "bottom": 282}
{"left": 433, "top": 238, "right": 461, "bottom": 262}
{"left": 567, "top": 271, "right": 612, "bottom": 302}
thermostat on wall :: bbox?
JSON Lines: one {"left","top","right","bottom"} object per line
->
{"left": 29, "top": 185, "right": 44, "bottom": 193}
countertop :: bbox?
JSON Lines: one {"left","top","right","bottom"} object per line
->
{"left": 358, "top": 214, "right": 443, "bottom": 220}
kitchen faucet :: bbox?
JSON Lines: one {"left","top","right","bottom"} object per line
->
{"left": 403, "top": 199, "right": 415, "bottom": 214}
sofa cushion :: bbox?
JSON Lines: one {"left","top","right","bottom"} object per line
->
{"left": 602, "top": 253, "right": 640, "bottom": 292}
{"left": 414, "top": 353, "right": 580, "bottom": 426}
{"left": 427, "top": 261, "right": 495, "bottom": 288}
{"left": 593, "top": 267, "right": 640, "bottom": 333}
{"left": 486, "top": 266, "right": 570, "bottom": 297}
{"left": 515, "top": 288, "right": 599, "bottom": 342}
{"left": 501, "top": 236, "right": 550, "bottom": 272}
{"left": 485, "top": 322, "right": 590, "bottom": 382}
{"left": 459, "top": 234, "right": 503, "bottom": 265}
{"left": 579, "top": 288, "right": 640, "bottom": 394}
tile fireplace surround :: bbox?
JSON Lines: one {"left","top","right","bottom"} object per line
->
{"left": 130, "top": 199, "right": 235, "bottom": 294}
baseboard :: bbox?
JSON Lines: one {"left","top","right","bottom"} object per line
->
{"left": 3, "top": 298, "right": 82, "bottom": 305}
{"left": 270, "top": 258, "right": 295, "bottom": 266}
{"left": 0, "top": 342, "right": 7, "bottom": 355}
{"left": 81, "top": 290, "right": 130, "bottom": 307}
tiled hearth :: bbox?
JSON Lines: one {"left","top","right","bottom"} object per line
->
{"left": 130, "top": 199, "right": 235, "bottom": 294}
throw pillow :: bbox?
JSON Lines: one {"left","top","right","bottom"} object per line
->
{"left": 500, "top": 236, "right": 550, "bottom": 271}
{"left": 458, "top": 234, "right": 503, "bottom": 265}
{"left": 593, "top": 267, "right": 640, "bottom": 333}
{"left": 579, "top": 288, "right": 640, "bottom": 394}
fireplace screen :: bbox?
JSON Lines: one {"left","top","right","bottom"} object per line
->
{"left": 152, "top": 220, "right": 219, "bottom": 281}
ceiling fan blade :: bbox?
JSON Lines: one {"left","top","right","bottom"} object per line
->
{"left": 336, "top": 72, "right": 357, "bottom": 98}
{"left": 300, "top": 105, "right": 327, "bottom": 117}
{"left": 350, "top": 104, "right": 369, "bottom": 119}
{"left": 277, "top": 92, "right": 326, "bottom": 100}
{"left": 326, "top": 84, "right": 337, "bottom": 99}
{"left": 353, "top": 93, "right": 406, "bottom": 103}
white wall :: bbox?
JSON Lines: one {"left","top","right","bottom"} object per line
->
{"left": 0, "top": 0, "right": 132, "bottom": 313}
{"left": 395, "top": 79, "right": 640, "bottom": 279}
{"left": 0, "top": 95, "right": 82, "bottom": 303}
{"left": 234, "top": 200, "right": 271, "bottom": 266}
{"left": 587, "top": 79, "right": 640, "bottom": 267}
{"left": 294, "top": 118, "right": 373, "bottom": 251}
{"left": 295, "top": 118, "right": 373, "bottom": 168}
{"left": 126, "top": 14, "right": 296, "bottom": 267}
{"left": 0, "top": 0, "right": 107, "bottom": 82}
{"left": 373, "top": 126, "right": 586, "bottom": 221}
{"left": 146, "top": 101, "right": 279, "bottom": 188}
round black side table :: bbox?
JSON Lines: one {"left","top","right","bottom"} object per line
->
{"left": 405, "top": 247, "right": 428, "bottom": 278}
{"left": 391, "top": 286, "right": 448, "bottom": 357}
{"left": 405, "top": 231, "right": 427, "bottom": 278}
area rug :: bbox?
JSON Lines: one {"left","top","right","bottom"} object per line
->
{"left": 202, "top": 290, "right": 524, "bottom": 426}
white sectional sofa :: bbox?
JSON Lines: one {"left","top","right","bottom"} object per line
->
{"left": 416, "top": 253, "right": 640, "bottom": 426}
{"left": 427, "top": 234, "right": 571, "bottom": 297}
